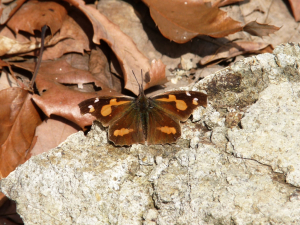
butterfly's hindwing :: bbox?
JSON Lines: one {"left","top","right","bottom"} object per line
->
{"left": 79, "top": 96, "right": 135, "bottom": 126}
{"left": 146, "top": 106, "right": 181, "bottom": 144}
{"left": 150, "top": 91, "right": 207, "bottom": 122}
{"left": 108, "top": 106, "right": 145, "bottom": 146}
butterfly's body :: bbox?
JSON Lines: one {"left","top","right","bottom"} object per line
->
{"left": 79, "top": 88, "right": 207, "bottom": 146}
{"left": 135, "top": 93, "right": 149, "bottom": 140}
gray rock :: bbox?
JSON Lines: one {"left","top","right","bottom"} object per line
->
{"left": 228, "top": 82, "right": 300, "bottom": 186}
{"left": 1, "top": 43, "right": 300, "bottom": 224}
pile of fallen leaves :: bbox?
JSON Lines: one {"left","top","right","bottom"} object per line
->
{"left": 0, "top": 0, "right": 290, "bottom": 223}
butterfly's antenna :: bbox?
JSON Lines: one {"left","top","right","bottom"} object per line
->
{"left": 132, "top": 70, "right": 141, "bottom": 93}
{"left": 140, "top": 69, "right": 144, "bottom": 90}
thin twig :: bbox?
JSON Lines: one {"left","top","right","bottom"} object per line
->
{"left": 29, "top": 25, "right": 48, "bottom": 91}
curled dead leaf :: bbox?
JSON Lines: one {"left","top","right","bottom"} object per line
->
{"left": 0, "top": 87, "right": 41, "bottom": 179}
{"left": 144, "top": 59, "right": 167, "bottom": 89}
{"left": 65, "top": 0, "right": 167, "bottom": 95}
{"left": 6, "top": 0, "right": 69, "bottom": 35}
{"left": 200, "top": 42, "right": 273, "bottom": 65}
{"left": 243, "top": 21, "right": 280, "bottom": 37}
{"left": 142, "top": 0, "right": 242, "bottom": 43}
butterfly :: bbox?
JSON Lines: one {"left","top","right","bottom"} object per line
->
{"left": 79, "top": 73, "right": 207, "bottom": 146}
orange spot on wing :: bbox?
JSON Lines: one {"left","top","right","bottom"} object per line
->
{"left": 157, "top": 126, "right": 177, "bottom": 134}
{"left": 101, "top": 105, "right": 112, "bottom": 117}
{"left": 101, "top": 99, "right": 130, "bottom": 117}
{"left": 114, "top": 128, "right": 134, "bottom": 136}
{"left": 157, "top": 95, "right": 187, "bottom": 111}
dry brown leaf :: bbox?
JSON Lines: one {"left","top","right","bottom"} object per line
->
{"left": 288, "top": 0, "right": 300, "bottom": 22}
{"left": 0, "top": 60, "right": 24, "bottom": 91}
{"left": 0, "top": 35, "right": 39, "bottom": 55}
{"left": 39, "top": 10, "right": 92, "bottom": 60}
{"left": 142, "top": 0, "right": 243, "bottom": 43}
{"left": 11, "top": 12, "right": 91, "bottom": 60}
{"left": 11, "top": 59, "right": 119, "bottom": 128}
{"left": 0, "top": 0, "right": 26, "bottom": 24}
{"left": 0, "top": 34, "right": 69, "bottom": 56}
{"left": 200, "top": 41, "right": 273, "bottom": 65}
{"left": 31, "top": 117, "right": 80, "bottom": 156}
{"left": 0, "top": 87, "right": 42, "bottom": 179}
{"left": 243, "top": 21, "right": 280, "bottom": 37}
{"left": 147, "top": 59, "right": 167, "bottom": 87}
{"left": 89, "top": 47, "right": 122, "bottom": 92}
{"left": 0, "top": 26, "right": 36, "bottom": 44}
{"left": 2, "top": 0, "right": 167, "bottom": 94}
{"left": 13, "top": 59, "right": 105, "bottom": 90}
{"left": 65, "top": 0, "right": 167, "bottom": 95}
{"left": 214, "top": 0, "right": 244, "bottom": 7}
{"left": 0, "top": 70, "right": 19, "bottom": 91}
{"left": 6, "top": 0, "right": 68, "bottom": 35}
{"left": 0, "top": 8, "right": 91, "bottom": 60}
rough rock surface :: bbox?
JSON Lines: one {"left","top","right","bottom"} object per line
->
{"left": 1, "top": 43, "right": 300, "bottom": 224}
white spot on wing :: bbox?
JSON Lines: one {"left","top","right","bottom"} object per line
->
{"left": 186, "top": 91, "right": 191, "bottom": 96}
{"left": 88, "top": 105, "right": 95, "bottom": 113}
{"left": 94, "top": 98, "right": 99, "bottom": 103}
{"left": 193, "top": 98, "right": 199, "bottom": 105}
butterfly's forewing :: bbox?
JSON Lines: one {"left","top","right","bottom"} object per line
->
{"left": 150, "top": 91, "right": 207, "bottom": 122}
{"left": 108, "top": 107, "right": 145, "bottom": 146}
{"left": 146, "top": 107, "right": 181, "bottom": 144}
{"left": 79, "top": 96, "right": 135, "bottom": 127}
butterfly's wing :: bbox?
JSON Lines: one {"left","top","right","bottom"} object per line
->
{"left": 146, "top": 107, "right": 181, "bottom": 144}
{"left": 146, "top": 91, "right": 207, "bottom": 145}
{"left": 79, "top": 96, "right": 135, "bottom": 126}
{"left": 108, "top": 107, "right": 145, "bottom": 146}
{"left": 150, "top": 91, "right": 207, "bottom": 122}
{"left": 79, "top": 96, "right": 145, "bottom": 146}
